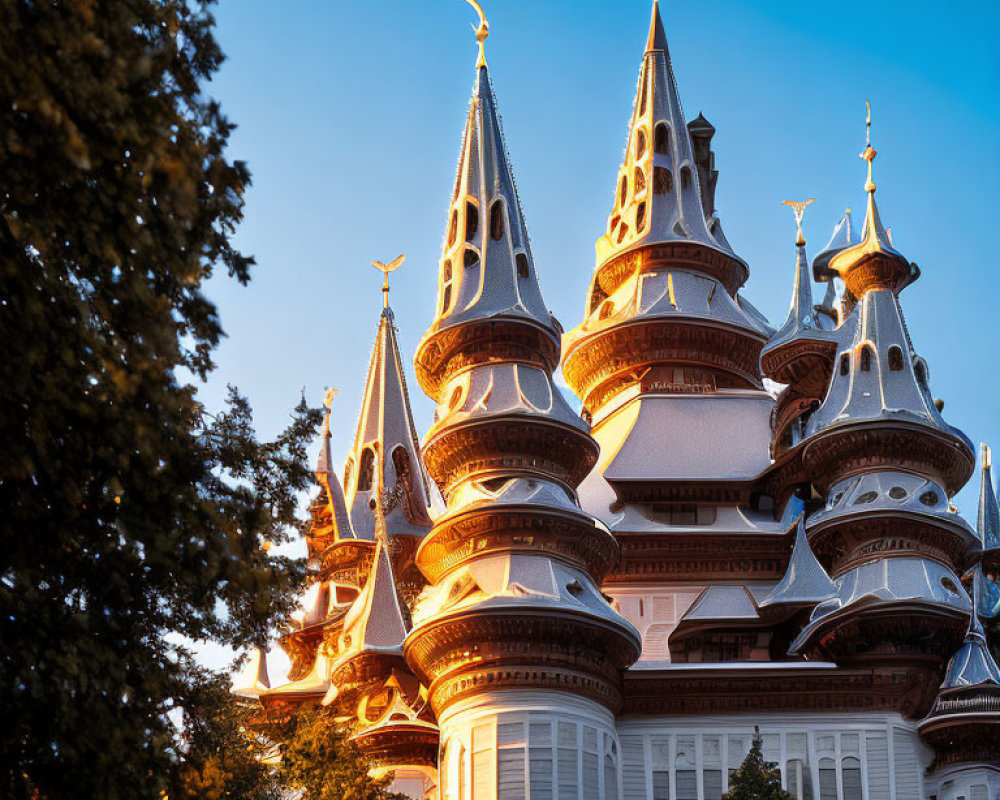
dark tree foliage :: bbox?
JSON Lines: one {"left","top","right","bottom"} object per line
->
{"left": 0, "top": 1, "right": 321, "bottom": 797}
{"left": 167, "top": 663, "right": 284, "bottom": 800}
{"left": 278, "top": 706, "right": 410, "bottom": 800}
{"left": 722, "top": 728, "right": 793, "bottom": 800}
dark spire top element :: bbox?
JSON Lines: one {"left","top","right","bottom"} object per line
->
{"left": 646, "top": 0, "right": 668, "bottom": 51}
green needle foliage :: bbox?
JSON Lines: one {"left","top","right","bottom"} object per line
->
{"left": 0, "top": 1, "right": 322, "bottom": 796}
{"left": 722, "top": 728, "right": 793, "bottom": 800}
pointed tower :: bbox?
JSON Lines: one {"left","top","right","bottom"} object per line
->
{"left": 792, "top": 109, "right": 977, "bottom": 667}
{"left": 918, "top": 565, "right": 1000, "bottom": 795}
{"left": 760, "top": 201, "right": 837, "bottom": 458}
{"left": 406, "top": 12, "right": 639, "bottom": 800}
{"left": 325, "top": 510, "right": 439, "bottom": 795}
{"left": 979, "top": 445, "right": 1000, "bottom": 582}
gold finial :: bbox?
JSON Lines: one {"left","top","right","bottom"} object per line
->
{"left": 371, "top": 254, "right": 405, "bottom": 309}
{"left": 323, "top": 387, "right": 338, "bottom": 410}
{"left": 984, "top": 443, "right": 992, "bottom": 471}
{"left": 861, "top": 100, "right": 877, "bottom": 193}
{"left": 782, "top": 198, "right": 815, "bottom": 246}
{"left": 460, "top": 0, "right": 489, "bottom": 69}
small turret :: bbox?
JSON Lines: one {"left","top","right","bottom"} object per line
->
{"left": 979, "top": 445, "right": 1000, "bottom": 579}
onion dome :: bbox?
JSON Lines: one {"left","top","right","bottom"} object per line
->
{"left": 414, "top": 59, "right": 560, "bottom": 399}
{"left": 821, "top": 107, "right": 917, "bottom": 297}
{"left": 760, "top": 516, "right": 837, "bottom": 610}
{"left": 760, "top": 200, "right": 837, "bottom": 393}
{"left": 593, "top": 0, "right": 746, "bottom": 289}
{"left": 918, "top": 565, "right": 1000, "bottom": 770}
{"left": 978, "top": 445, "right": 1000, "bottom": 577}
{"left": 344, "top": 305, "right": 433, "bottom": 541}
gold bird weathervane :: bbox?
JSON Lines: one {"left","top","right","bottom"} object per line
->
{"left": 782, "top": 198, "right": 815, "bottom": 247}
{"left": 371, "top": 254, "right": 405, "bottom": 309}
{"left": 461, "top": 0, "right": 489, "bottom": 68}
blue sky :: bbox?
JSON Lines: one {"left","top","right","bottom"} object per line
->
{"left": 203, "top": 0, "right": 999, "bottom": 527}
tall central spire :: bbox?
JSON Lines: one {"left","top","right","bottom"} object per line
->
{"left": 594, "top": 0, "right": 745, "bottom": 284}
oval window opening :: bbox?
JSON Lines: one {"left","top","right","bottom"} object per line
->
{"left": 490, "top": 200, "right": 504, "bottom": 241}
{"left": 654, "top": 123, "right": 669, "bottom": 155}
{"left": 465, "top": 202, "right": 478, "bottom": 241}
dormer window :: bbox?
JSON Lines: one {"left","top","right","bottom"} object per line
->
{"left": 357, "top": 446, "right": 375, "bottom": 492}
{"left": 654, "top": 122, "right": 669, "bottom": 155}
{"left": 465, "top": 201, "right": 478, "bottom": 242}
{"left": 490, "top": 199, "right": 505, "bottom": 240}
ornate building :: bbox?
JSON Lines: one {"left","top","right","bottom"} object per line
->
{"left": 234, "top": 3, "right": 1000, "bottom": 798}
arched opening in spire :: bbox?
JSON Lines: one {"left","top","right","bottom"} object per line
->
{"left": 490, "top": 199, "right": 505, "bottom": 241}
{"left": 440, "top": 259, "right": 454, "bottom": 315}
{"left": 463, "top": 248, "right": 479, "bottom": 269}
{"left": 860, "top": 344, "right": 873, "bottom": 372}
{"left": 516, "top": 253, "right": 529, "bottom": 279}
{"left": 888, "top": 345, "right": 904, "bottom": 371}
{"left": 654, "top": 122, "right": 670, "bottom": 155}
{"left": 448, "top": 209, "right": 458, "bottom": 247}
{"left": 654, "top": 166, "right": 672, "bottom": 195}
{"left": 680, "top": 166, "right": 693, "bottom": 190}
{"left": 619, "top": 175, "right": 628, "bottom": 208}
{"left": 357, "top": 446, "right": 375, "bottom": 492}
{"left": 636, "top": 201, "right": 647, "bottom": 232}
{"left": 465, "top": 201, "right": 479, "bottom": 242}
{"left": 635, "top": 130, "right": 647, "bottom": 160}
{"left": 634, "top": 167, "right": 646, "bottom": 195}
{"left": 839, "top": 352, "right": 850, "bottom": 376}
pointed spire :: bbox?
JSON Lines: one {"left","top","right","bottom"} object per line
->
{"left": 770, "top": 200, "right": 819, "bottom": 343}
{"left": 813, "top": 207, "right": 856, "bottom": 280}
{"left": 315, "top": 390, "right": 355, "bottom": 541}
{"left": 760, "top": 516, "right": 837, "bottom": 608}
{"left": 344, "top": 304, "right": 433, "bottom": 541}
{"left": 337, "top": 534, "right": 409, "bottom": 659}
{"left": 420, "top": 55, "right": 557, "bottom": 343}
{"left": 939, "top": 565, "right": 1000, "bottom": 689}
{"left": 824, "top": 103, "right": 914, "bottom": 295}
{"left": 979, "top": 444, "right": 1000, "bottom": 554}
{"left": 594, "top": 0, "right": 745, "bottom": 279}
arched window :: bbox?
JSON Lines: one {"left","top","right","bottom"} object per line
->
{"left": 634, "top": 167, "right": 646, "bottom": 195}
{"left": 839, "top": 352, "right": 850, "bottom": 376}
{"left": 617, "top": 223, "right": 629, "bottom": 244}
{"left": 860, "top": 345, "right": 873, "bottom": 371}
{"left": 619, "top": 175, "right": 628, "bottom": 208}
{"left": 635, "top": 130, "right": 647, "bottom": 159}
{"left": 786, "top": 759, "right": 814, "bottom": 800}
{"left": 636, "top": 201, "right": 647, "bottom": 232}
{"left": 516, "top": 253, "right": 530, "bottom": 279}
{"left": 654, "top": 122, "right": 669, "bottom": 155}
{"left": 653, "top": 166, "right": 672, "bottom": 194}
{"left": 490, "top": 199, "right": 505, "bottom": 240}
{"left": 680, "top": 166, "right": 693, "bottom": 189}
{"left": 888, "top": 345, "right": 904, "bottom": 371}
{"left": 357, "top": 446, "right": 375, "bottom": 492}
{"left": 448, "top": 209, "right": 458, "bottom": 247}
{"left": 818, "top": 757, "right": 837, "bottom": 800}
{"left": 463, "top": 248, "right": 478, "bottom": 269}
{"left": 842, "top": 757, "right": 862, "bottom": 800}
{"left": 440, "top": 259, "right": 454, "bottom": 315}
{"left": 465, "top": 201, "right": 478, "bottom": 242}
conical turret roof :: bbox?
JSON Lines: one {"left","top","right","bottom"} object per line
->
{"left": 344, "top": 308, "right": 433, "bottom": 540}
{"left": 316, "top": 404, "right": 355, "bottom": 541}
{"left": 594, "top": 1, "right": 744, "bottom": 277}
{"left": 813, "top": 208, "right": 856, "bottom": 280}
{"left": 978, "top": 445, "right": 1000, "bottom": 554}
{"left": 421, "top": 63, "right": 557, "bottom": 342}
{"left": 760, "top": 516, "right": 837, "bottom": 608}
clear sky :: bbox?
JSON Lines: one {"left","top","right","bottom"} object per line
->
{"left": 201, "top": 0, "right": 999, "bottom": 555}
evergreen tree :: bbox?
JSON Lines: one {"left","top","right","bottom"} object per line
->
{"left": 278, "top": 705, "right": 409, "bottom": 800}
{"left": 0, "top": 1, "right": 321, "bottom": 796}
{"left": 722, "top": 727, "right": 793, "bottom": 800}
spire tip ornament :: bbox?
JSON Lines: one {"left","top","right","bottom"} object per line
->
{"left": 460, "top": 0, "right": 489, "bottom": 69}
{"left": 371, "top": 254, "right": 405, "bottom": 310}
{"left": 861, "top": 100, "right": 877, "bottom": 193}
{"left": 782, "top": 198, "right": 815, "bottom": 247}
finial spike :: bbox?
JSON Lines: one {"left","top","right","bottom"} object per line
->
{"left": 460, "top": 0, "right": 489, "bottom": 69}
{"left": 984, "top": 443, "right": 992, "bottom": 471}
{"left": 782, "top": 198, "right": 815, "bottom": 247}
{"left": 861, "top": 100, "right": 877, "bottom": 193}
{"left": 371, "top": 254, "right": 405, "bottom": 310}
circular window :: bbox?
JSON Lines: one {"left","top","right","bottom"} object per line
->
{"left": 920, "top": 490, "right": 940, "bottom": 507}
{"left": 940, "top": 577, "right": 959, "bottom": 595}
{"left": 854, "top": 491, "right": 878, "bottom": 505}
{"left": 889, "top": 486, "right": 908, "bottom": 500}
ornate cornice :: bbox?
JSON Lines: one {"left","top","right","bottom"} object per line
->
{"left": 415, "top": 506, "right": 619, "bottom": 585}
{"left": 422, "top": 416, "right": 598, "bottom": 495}
{"left": 621, "top": 664, "right": 940, "bottom": 719}
{"left": 563, "top": 318, "right": 766, "bottom": 416}
{"left": 802, "top": 422, "right": 975, "bottom": 496}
